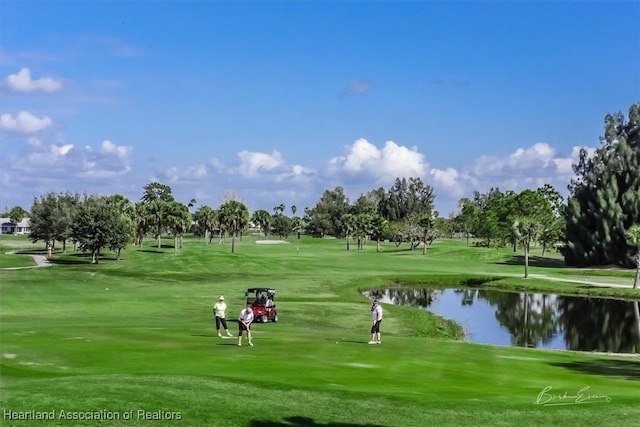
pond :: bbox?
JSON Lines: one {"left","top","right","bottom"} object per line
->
{"left": 369, "top": 288, "right": 640, "bottom": 354}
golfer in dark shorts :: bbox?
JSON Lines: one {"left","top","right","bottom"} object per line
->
{"left": 369, "top": 299, "right": 383, "bottom": 344}
{"left": 238, "top": 302, "right": 254, "bottom": 347}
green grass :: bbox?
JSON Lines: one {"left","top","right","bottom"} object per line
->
{"left": 1, "top": 235, "right": 639, "bottom": 426}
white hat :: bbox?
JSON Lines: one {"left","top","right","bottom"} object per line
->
{"left": 218, "top": 296, "right": 224, "bottom": 301}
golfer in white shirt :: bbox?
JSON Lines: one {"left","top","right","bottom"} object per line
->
{"left": 238, "top": 302, "right": 254, "bottom": 347}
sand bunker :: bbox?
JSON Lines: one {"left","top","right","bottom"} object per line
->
{"left": 255, "top": 240, "right": 290, "bottom": 244}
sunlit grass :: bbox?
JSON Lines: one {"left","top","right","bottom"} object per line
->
{"left": 1, "top": 235, "right": 639, "bottom": 426}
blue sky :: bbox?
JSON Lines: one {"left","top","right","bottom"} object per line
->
{"left": 1, "top": 1, "right": 639, "bottom": 216}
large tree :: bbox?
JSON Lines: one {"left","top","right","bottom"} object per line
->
{"left": 104, "top": 195, "right": 136, "bottom": 258}
{"left": 29, "top": 192, "right": 80, "bottom": 251}
{"left": 271, "top": 214, "right": 292, "bottom": 240}
{"left": 380, "top": 177, "right": 435, "bottom": 222}
{"left": 536, "top": 184, "right": 565, "bottom": 256}
{"left": 71, "top": 196, "right": 128, "bottom": 263}
{"left": 369, "top": 213, "right": 388, "bottom": 252}
{"left": 565, "top": 103, "right": 640, "bottom": 267}
{"left": 625, "top": 224, "right": 640, "bottom": 289}
{"left": 141, "top": 181, "right": 175, "bottom": 203}
{"left": 305, "top": 187, "right": 350, "bottom": 237}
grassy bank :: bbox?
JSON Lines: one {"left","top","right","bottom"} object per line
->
{"left": 1, "top": 235, "right": 639, "bottom": 426}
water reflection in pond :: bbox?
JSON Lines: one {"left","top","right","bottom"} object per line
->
{"left": 369, "top": 288, "right": 640, "bottom": 354}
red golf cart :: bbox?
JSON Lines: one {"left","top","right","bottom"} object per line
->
{"left": 246, "top": 287, "right": 278, "bottom": 323}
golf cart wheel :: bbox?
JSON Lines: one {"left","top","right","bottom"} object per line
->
{"left": 261, "top": 315, "right": 268, "bottom": 323}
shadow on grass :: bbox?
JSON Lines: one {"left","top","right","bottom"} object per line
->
{"left": 69, "top": 253, "right": 119, "bottom": 261}
{"left": 14, "top": 249, "right": 47, "bottom": 255}
{"left": 551, "top": 358, "right": 640, "bottom": 381}
{"left": 46, "top": 254, "right": 119, "bottom": 265}
{"left": 136, "top": 243, "right": 176, "bottom": 250}
{"left": 250, "top": 416, "right": 386, "bottom": 427}
{"left": 497, "top": 255, "right": 567, "bottom": 268}
{"left": 47, "top": 258, "right": 88, "bottom": 265}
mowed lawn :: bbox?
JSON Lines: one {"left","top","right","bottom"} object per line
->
{"left": 1, "top": 235, "right": 639, "bottom": 427}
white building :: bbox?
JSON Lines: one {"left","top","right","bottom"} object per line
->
{"left": 0, "top": 218, "right": 31, "bottom": 234}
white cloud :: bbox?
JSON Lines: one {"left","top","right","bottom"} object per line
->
{"left": 429, "top": 167, "right": 465, "bottom": 197}
{"left": 470, "top": 142, "right": 589, "bottom": 180}
{"left": 236, "top": 150, "right": 284, "bottom": 178}
{"left": 328, "top": 138, "right": 428, "bottom": 184}
{"left": 429, "top": 142, "right": 597, "bottom": 214}
{"left": 101, "top": 139, "right": 131, "bottom": 160}
{"left": 156, "top": 149, "right": 316, "bottom": 187}
{"left": 10, "top": 138, "right": 132, "bottom": 180}
{"left": 0, "top": 134, "right": 598, "bottom": 219}
{"left": 0, "top": 111, "right": 53, "bottom": 134}
{"left": 4, "top": 68, "right": 63, "bottom": 93}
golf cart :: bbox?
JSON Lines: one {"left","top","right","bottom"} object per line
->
{"left": 246, "top": 288, "right": 278, "bottom": 323}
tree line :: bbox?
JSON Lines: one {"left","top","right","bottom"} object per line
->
{"left": 3, "top": 103, "right": 639, "bottom": 283}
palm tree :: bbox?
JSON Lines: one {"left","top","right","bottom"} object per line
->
{"left": 133, "top": 202, "right": 151, "bottom": 246}
{"left": 625, "top": 224, "right": 640, "bottom": 289}
{"left": 166, "top": 201, "right": 191, "bottom": 251}
{"left": 291, "top": 205, "right": 297, "bottom": 217}
{"left": 341, "top": 213, "right": 357, "bottom": 251}
{"left": 370, "top": 213, "right": 388, "bottom": 252}
{"left": 218, "top": 200, "right": 250, "bottom": 253}
{"left": 188, "top": 198, "right": 197, "bottom": 214}
{"left": 193, "top": 206, "right": 218, "bottom": 243}
{"left": 251, "top": 209, "right": 272, "bottom": 237}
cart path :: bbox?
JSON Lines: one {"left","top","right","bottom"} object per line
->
{"left": 475, "top": 270, "right": 635, "bottom": 289}
{"left": 2, "top": 251, "right": 52, "bottom": 270}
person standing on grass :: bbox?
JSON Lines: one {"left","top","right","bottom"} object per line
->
{"left": 213, "top": 296, "right": 234, "bottom": 338}
{"left": 238, "top": 302, "right": 254, "bottom": 347}
{"left": 369, "top": 299, "right": 383, "bottom": 344}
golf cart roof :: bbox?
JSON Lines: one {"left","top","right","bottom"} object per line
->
{"left": 246, "top": 288, "right": 275, "bottom": 293}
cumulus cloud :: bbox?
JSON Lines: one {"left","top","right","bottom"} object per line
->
{"left": 156, "top": 149, "right": 316, "bottom": 188}
{"left": 9, "top": 138, "right": 132, "bottom": 180}
{"left": 236, "top": 150, "right": 285, "bottom": 178}
{"left": 429, "top": 167, "right": 466, "bottom": 197}
{"left": 470, "top": 142, "right": 584, "bottom": 180}
{"left": 0, "top": 111, "right": 53, "bottom": 134}
{"left": 427, "top": 142, "right": 597, "bottom": 214}
{"left": 4, "top": 68, "right": 63, "bottom": 93}
{"left": 328, "top": 138, "right": 428, "bottom": 184}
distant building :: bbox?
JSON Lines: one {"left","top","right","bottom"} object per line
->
{"left": 0, "top": 218, "right": 31, "bottom": 234}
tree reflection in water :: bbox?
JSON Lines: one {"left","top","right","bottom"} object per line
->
{"left": 368, "top": 288, "right": 640, "bottom": 353}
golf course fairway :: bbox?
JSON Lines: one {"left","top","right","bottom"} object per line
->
{"left": 1, "top": 235, "right": 639, "bottom": 426}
